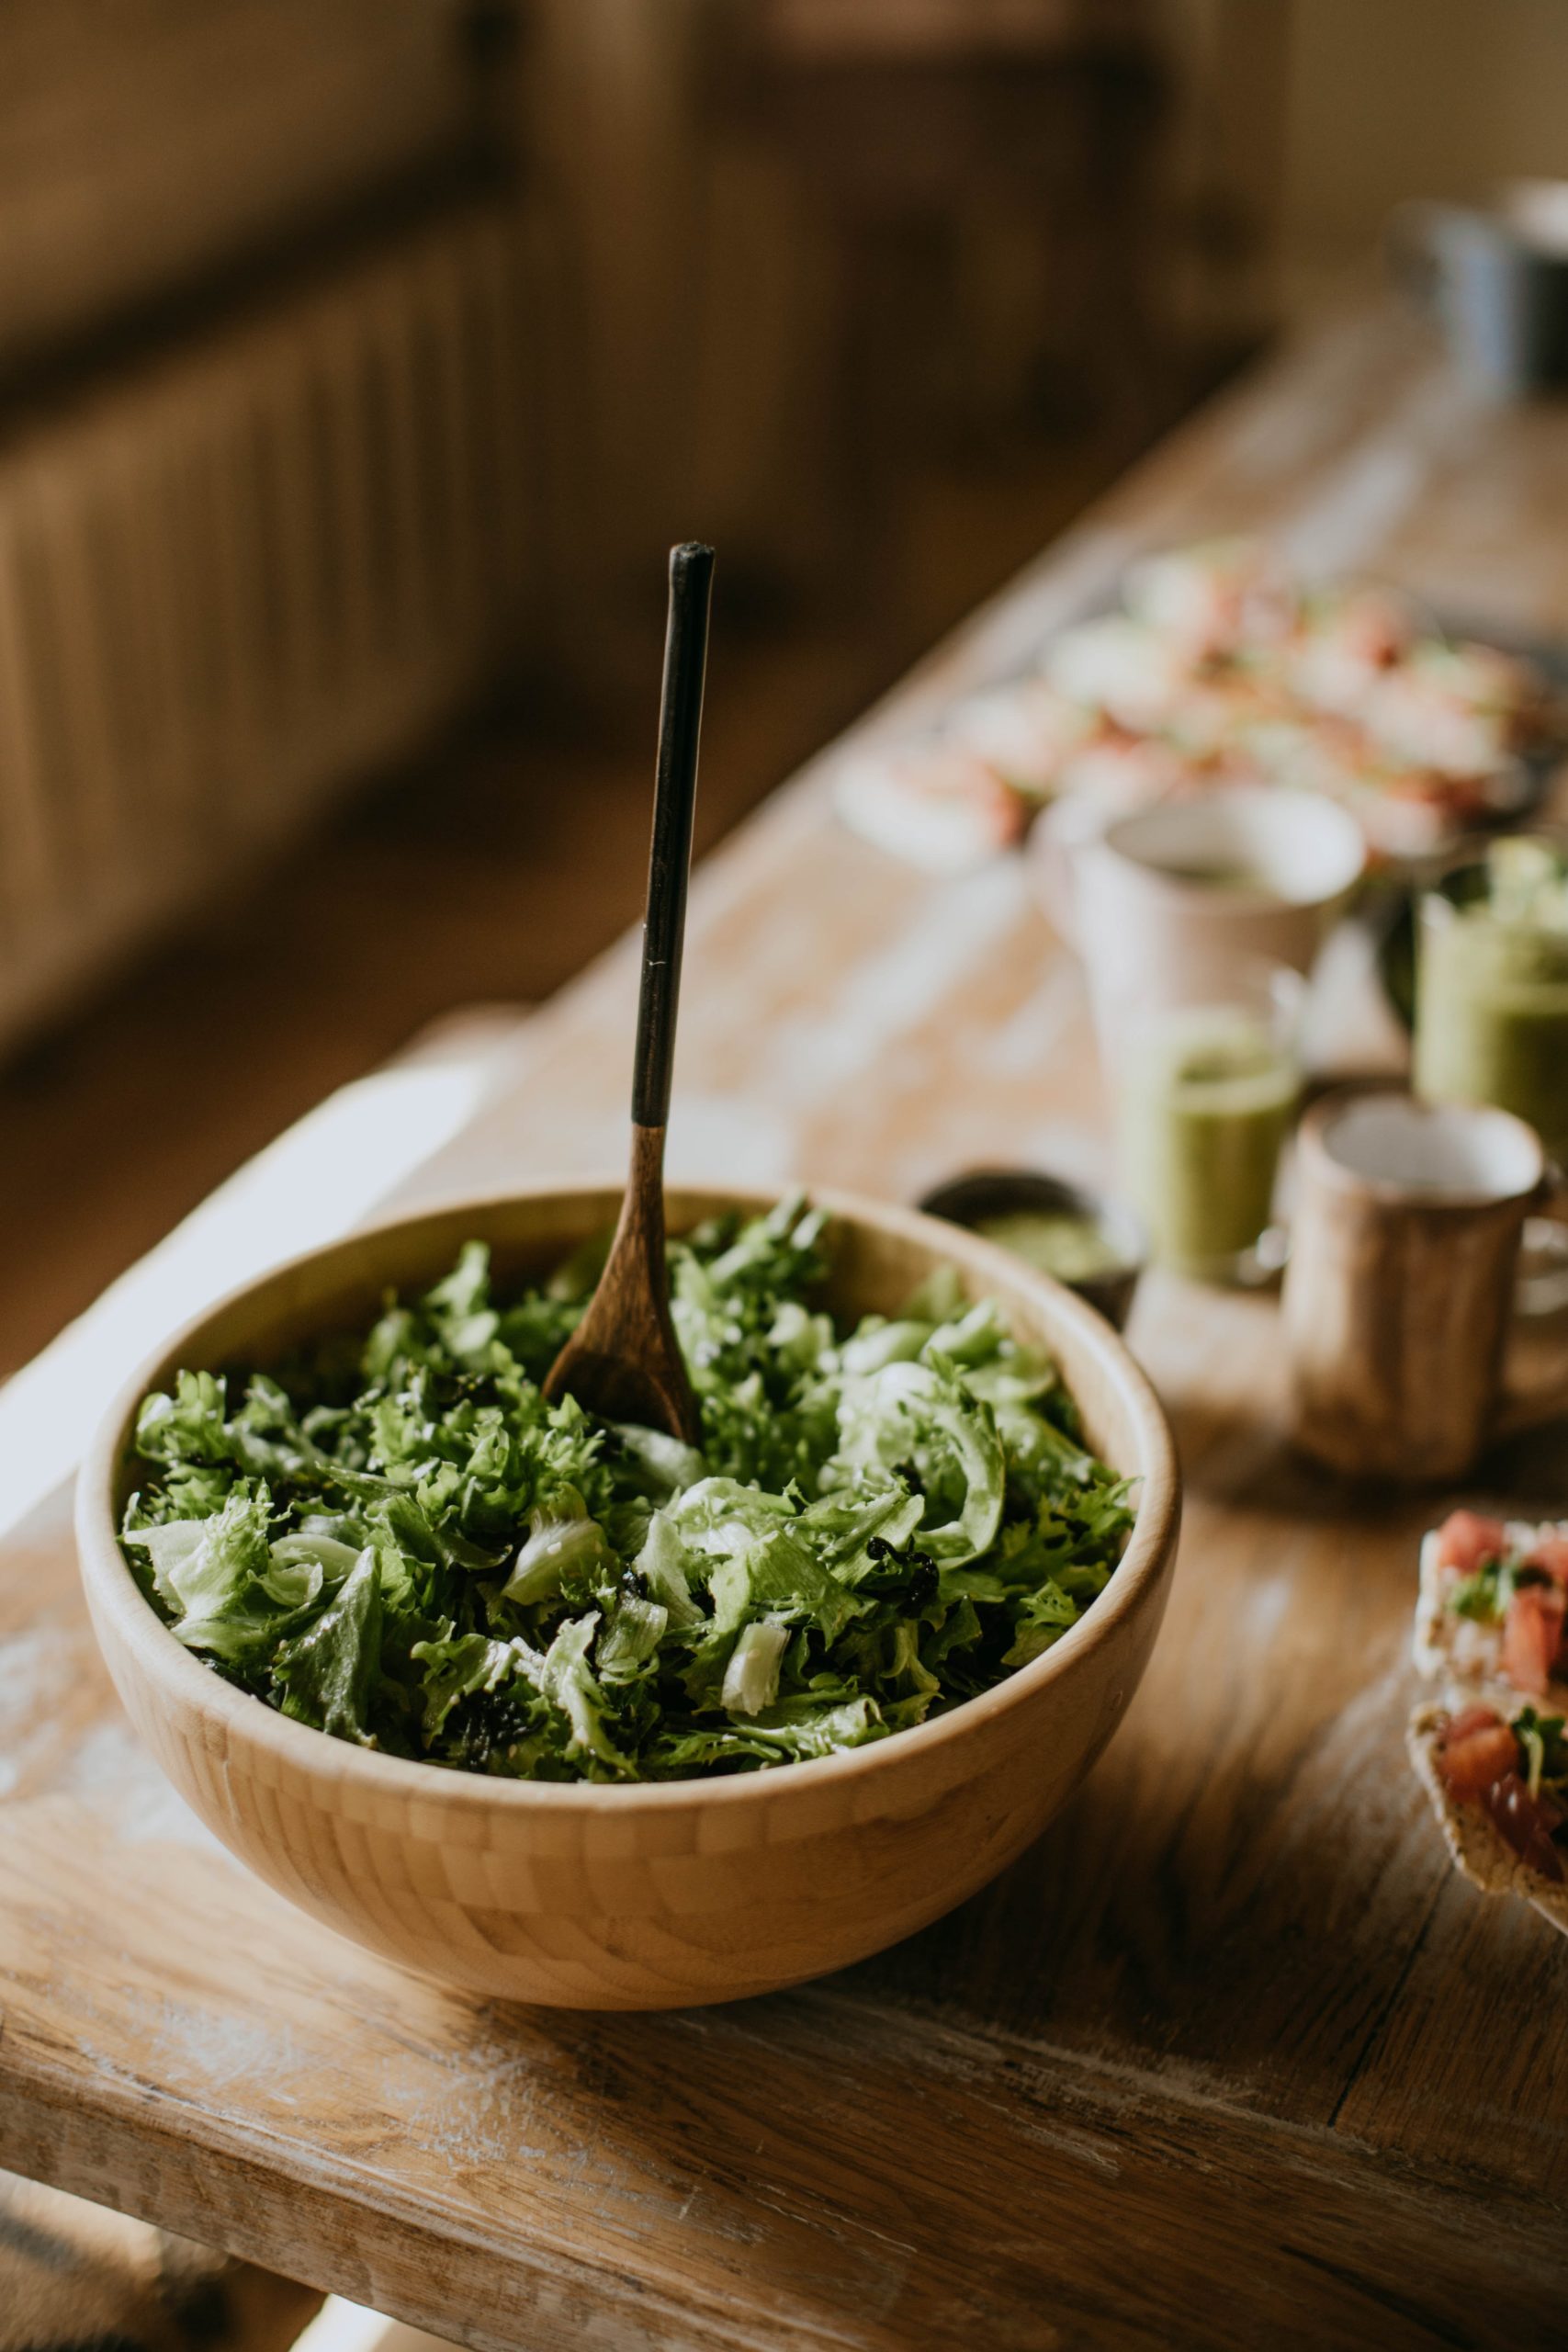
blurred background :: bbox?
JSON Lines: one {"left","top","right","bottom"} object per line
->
{"left": 3, "top": 0, "right": 1568, "bottom": 1374}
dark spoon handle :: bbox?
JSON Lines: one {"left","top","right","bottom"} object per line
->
{"left": 631, "top": 541, "right": 714, "bottom": 1129}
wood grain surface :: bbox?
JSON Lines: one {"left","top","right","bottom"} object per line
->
{"left": 4, "top": 287, "right": 1568, "bottom": 2349}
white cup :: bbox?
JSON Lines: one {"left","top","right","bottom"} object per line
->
{"left": 1041, "top": 784, "right": 1366, "bottom": 1048}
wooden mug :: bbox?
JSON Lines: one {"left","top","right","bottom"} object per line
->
{"left": 1282, "top": 1088, "right": 1568, "bottom": 1482}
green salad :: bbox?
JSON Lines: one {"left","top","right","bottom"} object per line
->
{"left": 120, "top": 1199, "right": 1135, "bottom": 1782}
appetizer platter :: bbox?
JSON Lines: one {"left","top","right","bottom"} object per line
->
{"left": 837, "top": 537, "right": 1568, "bottom": 872}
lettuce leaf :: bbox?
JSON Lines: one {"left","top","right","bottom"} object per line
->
{"left": 122, "top": 1203, "right": 1135, "bottom": 1781}
{"left": 830, "top": 1356, "right": 1004, "bottom": 1566}
{"left": 274, "top": 1551, "right": 382, "bottom": 1742}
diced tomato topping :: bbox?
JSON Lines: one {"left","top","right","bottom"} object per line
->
{"left": 1501, "top": 1584, "right": 1566, "bottom": 1698}
{"left": 1445, "top": 1703, "right": 1506, "bottom": 1742}
{"left": 1436, "top": 1707, "right": 1519, "bottom": 1800}
{"left": 1435, "top": 1707, "right": 1568, "bottom": 1882}
{"left": 1435, "top": 1510, "right": 1507, "bottom": 1576}
{"left": 1482, "top": 1773, "right": 1566, "bottom": 1883}
{"left": 1527, "top": 1534, "right": 1568, "bottom": 1587}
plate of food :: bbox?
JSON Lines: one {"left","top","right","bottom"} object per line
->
{"left": 837, "top": 538, "right": 1568, "bottom": 874}
{"left": 1408, "top": 1508, "right": 1568, "bottom": 1931}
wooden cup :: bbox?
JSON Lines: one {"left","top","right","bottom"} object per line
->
{"left": 1282, "top": 1089, "right": 1568, "bottom": 1482}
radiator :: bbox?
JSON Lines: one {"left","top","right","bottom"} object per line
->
{"left": 0, "top": 198, "right": 533, "bottom": 1050}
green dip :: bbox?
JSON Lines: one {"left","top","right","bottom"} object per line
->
{"left": 1119, "top": 1009, "right": 1298, "bottom": 1280}
{"left": 1415, "top": 840, "right": 1568, "bottom": 1157}
{"left": 1154, "top": 862, "right": 1270, "bottom": 892}
{"left": 973, "top": 1208, "right": 1124, "bottom": 1283}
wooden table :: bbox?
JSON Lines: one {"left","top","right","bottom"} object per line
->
{"left": 5, "top": 291, "right": 1568, "bottom": 2352}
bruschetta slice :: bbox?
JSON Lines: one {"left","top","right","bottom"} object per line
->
{"left": 1413, "top": 1510, "right": 1568, "bottom": 1704}
{"left": 1408, "top": 1696, "right": 1568, "bottom": 1935}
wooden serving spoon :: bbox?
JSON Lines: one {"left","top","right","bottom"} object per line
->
{"left": 542, "top": 542, "right": 713, "bottom": 1442}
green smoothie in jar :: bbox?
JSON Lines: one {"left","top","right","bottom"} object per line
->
{"left": 1414, "top": 839, "right": 1568, "bottom": 1159}
{"left": 1119, "top": 1003, "right": 1300, "bottom": 1282}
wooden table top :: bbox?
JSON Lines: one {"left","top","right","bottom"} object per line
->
{"left": 6, "top": 290, "right": 1568, "bottom": 2352}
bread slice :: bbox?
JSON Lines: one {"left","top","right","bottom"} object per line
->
{"left": 1407, "top": 1700, "right": 1568, "bottom": 1937}
{"left": 1411, "top": 1522, "right": 1568, "bottom": 1709}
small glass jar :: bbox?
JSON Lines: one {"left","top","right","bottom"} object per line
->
{"left": 1414, "top": 837, "right": 1568, "bottom": 1162}
{"left": 1112, "top": 962, "right": 1303, "bottom": 1285}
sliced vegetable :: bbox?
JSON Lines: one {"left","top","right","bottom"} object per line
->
{"left": 1434, "top": 1510, "right": 1508, "bottom": 1577}
{"left": 1501, "top": 1584, "right": 1567, "bottom": 1699}
{"left": 1435, "top": 1702, "right": 1568, "bottom": 1882}
{"left": 1436, "top": 1706, "right": 1520, "bottom": 1801}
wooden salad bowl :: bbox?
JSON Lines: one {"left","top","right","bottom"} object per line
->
{"left": 75, "top": 1184, "right": 1181, "bottom": 2011}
